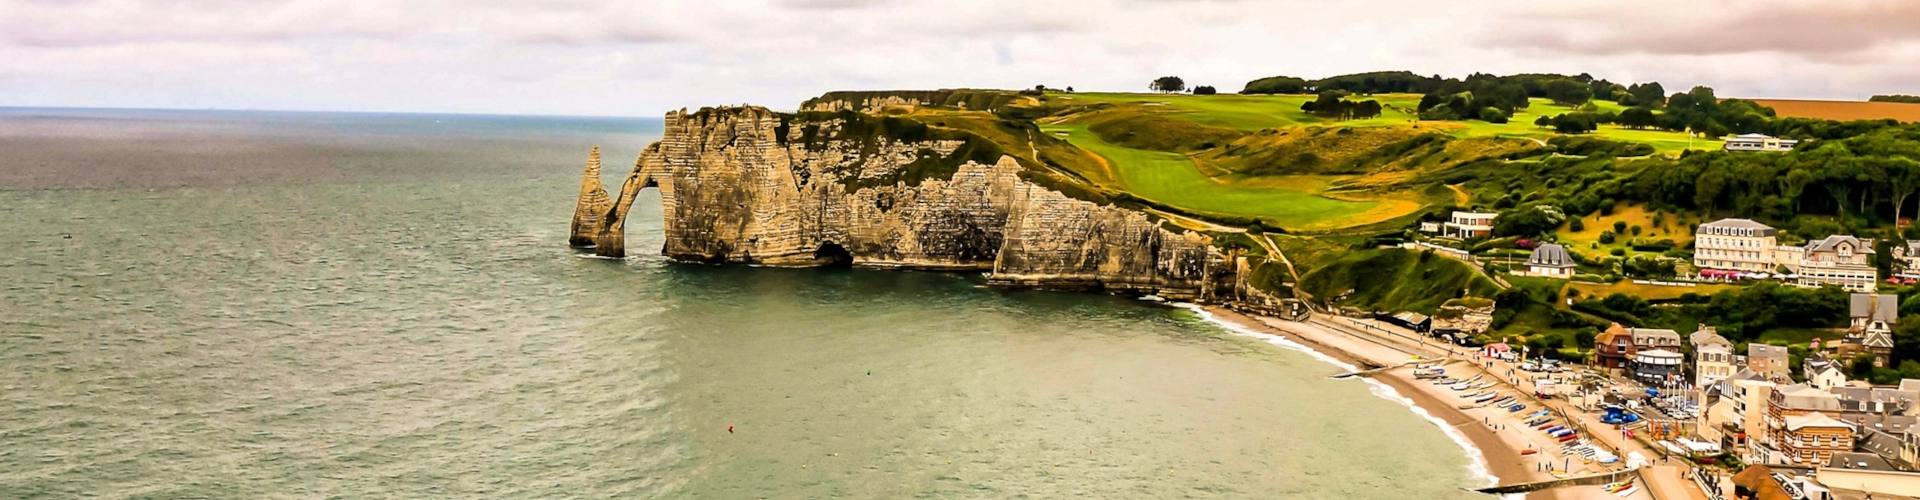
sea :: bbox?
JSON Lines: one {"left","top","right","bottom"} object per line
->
{"left": 1, "top": 107, "right": 1489, "bottom": 498}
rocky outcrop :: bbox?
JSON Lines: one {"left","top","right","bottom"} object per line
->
{"left": 575, "top": 105, "right": 1238, "bottom": 300}
{"left": 568, "top": 146, "right": 612, "bottom": 248}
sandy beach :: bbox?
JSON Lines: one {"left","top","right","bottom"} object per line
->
{"left": 1201, "top": 307, "right": 1652, "bottom": 500}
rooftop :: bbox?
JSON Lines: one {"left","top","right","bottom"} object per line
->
{"left": 1827, "top": 451, "right": 1900, "bottom": 472}
{"left": 1700, "top": 218, "right": 1775, "bottom": 231}
{"left": 1808, "top": 235, "right": 1875, "bottom": 254}
{"left": 1852, "top": 293, "right": 1899, "bottom": 323}
{"left": 1785, "top": 412, "right": 1853, "bottom": 431}
{"left": 1525, "top": 243, "right": 1576, "bottom": 268}
{"left": 1690, "top": 327, "right": 1731, "bottom": 348}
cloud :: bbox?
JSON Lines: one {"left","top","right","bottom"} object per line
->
{"left": 1, "top": 0, "right": 1917, "bottom": 115}
{"left": 1479, "top": 0, "right": 1920, "bottom": 57}
{"left": 775, "top": 0, "right": 888, "bottom": 10}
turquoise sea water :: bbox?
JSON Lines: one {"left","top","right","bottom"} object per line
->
{"left": 0, "top": 108, "right": 1486, "bottom": 498}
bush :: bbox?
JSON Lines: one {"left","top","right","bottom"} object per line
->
{"left": 1610, "top": 248, "right": 1626, "bottom": 256}
{"left": 1598, "top": 231, "right": 1617, "bottom": 244}
{"left": 1570, "top": 218, "right": 1585, "bottom": 232}
{"left": 1613, "top": 221, "right": 1628, "bottom": 233}
{"left": 1631, "top": 225, "right": 1643, "bottom": 236}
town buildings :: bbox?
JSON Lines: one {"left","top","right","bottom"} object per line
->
{"left": 1840, "top": 293, "right": 1899, "bottom": 367}
{"left": 1594, "top": 323, "right": 1633, "bottom": 369}
{"left": 1799, "top": 235, "right": 1879, "bottom": 292}
{"left": 1631, "top": 350, "right": 1684, "bottom": 385}
{"left": 1780, "top": 413, "right": 1856, "bottom": 465}
{"left": 1693, "top": 218, "right": 1781, "bottom": 274}
{"left": 1691, "top": 327, "right": 1735, "bottom": 388}
{"left": 1522, "top": 243, "right": 1576, "bottom": 278}
{"left": 1593, "top": 323, "right": 1680, "bottom": 371}
{"left": 1723, "top": 133, "right": 1800, "bottom": 152}
{"left": 1749, "top": 343, "right": 1793, "bottom": 382}
{"left": 1894, "top": 241, "right": 1920, "bottom": 279}
{"left": 1804, "top": 353, "right": 1847, "bottom": 390}
{"left": 1443, "top": 211, "right": 1497, "bottom": 239}
{"left": 1765, "top": 384, "right": 1846, "bottom": 465}
{"left": 1716, "top": 370, "right": 1774, "bottom": 456}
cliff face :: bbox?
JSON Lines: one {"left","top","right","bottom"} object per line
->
{"left": 572, "top": 106, "right": 1237, "bottom": 300}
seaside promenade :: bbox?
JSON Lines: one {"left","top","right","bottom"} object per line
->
{"left": 1312, "top": 315, "right": 1715, "bottom": 500}
{"left": 1209, "top": 306, "right": 1713, "bottom": 500}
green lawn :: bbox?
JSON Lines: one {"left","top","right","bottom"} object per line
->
{"left": 1059, "top": 93, "right": 1715, "bottom": 155}
{"left": 1057, "top": 92, "right": 1422, "bottom": 131}
{"left": 1042, "top": 122, "right": 1383, "bottom": 228}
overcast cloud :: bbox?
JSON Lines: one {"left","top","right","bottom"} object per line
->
{"left": 0, "top": 0, "right": 1912, "bottom": 117}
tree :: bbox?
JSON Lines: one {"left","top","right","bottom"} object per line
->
{"left": 1481, "top": 107, "right": 1509, "bottom": 124}
{"left": 1542, "top": 79, "right": 1593, "bottom": 105}
{"left": 1626, "top": 82, "right": 1666, "bottom": 108}
{"left": 1694, "top": 162, "right": 1730, "bottom": 216}
{"left": 1618, "top": 106, "right": 1658, "bottom": 129}
{"left": 1192, "top": 85, "right": 1217, "bottom": 95}
{"left": 1150, "top": 76, "right": 1186, "bottom": 94}
{"left": 1550, "top": 113, "right": 1598, "bottom": 134}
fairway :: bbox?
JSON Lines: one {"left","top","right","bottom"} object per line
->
{"left": 1043, "top": 122, "right": 1391, "bottom": 229}
{"left": 1057, "top": 93, "right": 1715, "bottom": 155}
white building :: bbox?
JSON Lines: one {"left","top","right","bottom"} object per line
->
{"left": 1724, "top": 133, "right": 1799, "bottom": 152}
{"left": 1800, "top": 235, "right": 1878, "bottom": 292}
{"left": 1694, "top": 218, "right": 1782, "bottom": 274}
{"left": 1444, "top": 211, "right": 1498, "bottom": 239}
{"left": 1524, "top": 243, "right": 1577, "bottom": 278}
{"left": 1890, "top": 240, "right": 1920, "bottom": 278}
{"left": 1804, "top": 353, "right": 1848, "bottom": 390}
{"left": 1692, "top": 327, "right": 1735, "bottom": 388}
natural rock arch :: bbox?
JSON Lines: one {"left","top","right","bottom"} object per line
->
{"left": 569, "top": 144, "right": 673, "bottom": 258}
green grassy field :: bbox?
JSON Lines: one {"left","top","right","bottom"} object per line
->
{"left": 1042, "top": 122, "right": 1386, "bottom": 229}
{"left": 1058, "top": 93, "right": 1715, "bottom": 155}
{"left": 1057, "top": 92, "right": 1421, "bottom": 130}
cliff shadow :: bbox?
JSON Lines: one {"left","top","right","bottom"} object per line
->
{"left": 813, "top": 242, "right": 854, "bottom": 268}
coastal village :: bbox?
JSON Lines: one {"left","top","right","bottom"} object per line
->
{"left": 1233, "top": 164, "right": 1920, "bottom": 499}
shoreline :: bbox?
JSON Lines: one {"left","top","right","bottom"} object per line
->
{"left": 1189, "top": 305, "right": 1614, "bottom": 500}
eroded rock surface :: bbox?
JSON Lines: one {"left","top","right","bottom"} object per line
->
{"left": 576, "top": 106, "right": 1237, "bottom": 300}
{"left": 567, "top": 146, "right": 612, "bottom": 248}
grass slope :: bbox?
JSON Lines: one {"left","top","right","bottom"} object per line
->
{"left": 1556, "top": 202, "right": 1697, "bottom": 261}
{"left": 1297, "top": 247, "right": 1501, "bottom": 313}
{"left": 1042, "top": 122, "right": 1381, "bottom": 229}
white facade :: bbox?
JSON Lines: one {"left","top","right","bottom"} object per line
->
{"left": 1524, "top": 243, "right": 1577, "bottom": 278}
{"left": 1444, "top": 211, "right": 1498, "bottom": 239}
{"left": 1691, "top": 327, "right": 1734, "bottom": 387}
{"left": 1723, "top": 133, "right": 1799, "bottom": 152}
{"left": 1694, "top": 218, "right": 1782, "bottom": 273}
{"left": 1800, "top": 235, "right": 1877, "bottom": 292}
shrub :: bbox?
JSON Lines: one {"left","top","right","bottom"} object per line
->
{"left": 1613, "top": 221, "right": 1628, "bottom": 233}
{"left": 1610, "top": 248, "right": 1626, "bottom": 256}
{"left": 1598, "top": 231, "right": 1617, "bottom": 244}
{"left": 1631, "top": 225, "right": 1643, "bottom": 236}
{"left": 1570, "top": 218, "right": 1585, "bottom": 232}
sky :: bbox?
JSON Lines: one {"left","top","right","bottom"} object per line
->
{"left": 3, "top": 0, "right": 1917, "bottom": 117}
